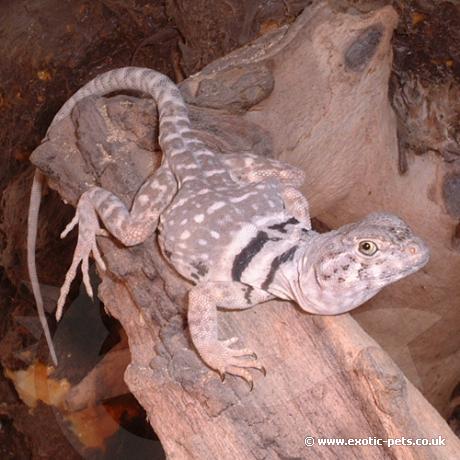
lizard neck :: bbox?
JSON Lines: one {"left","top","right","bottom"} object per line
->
{"left": 266, "top": 231, "right": 321, "bottom": 305}
{"left": 269, "top": 231, "right": 381, "bottom": 315}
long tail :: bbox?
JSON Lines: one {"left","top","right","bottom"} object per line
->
{"left": 27, "top": 170, "right": 58, "bottom": 365}
{"left": 49, "top": 67, "right": 195, "bottom": 174}
{"left": 28, "top": 67, "right": 199, "bottom": 365}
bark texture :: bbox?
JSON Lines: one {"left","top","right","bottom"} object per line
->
{"left": 182, "top": 0, "right": 460, "bottom": 417}
{"left": 27, "top": 3, "right": 460, "bottom": 458}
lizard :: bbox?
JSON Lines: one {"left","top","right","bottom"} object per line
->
{"left": 28, "top": 67, "right": 430, "bottom": 387}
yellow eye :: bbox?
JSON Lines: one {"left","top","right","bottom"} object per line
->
{"left": 358, "top": 240, "right": 378, "bottom": 256}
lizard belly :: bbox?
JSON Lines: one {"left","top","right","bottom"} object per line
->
{"left": 157, "top": 180, "right": 289, "bottom": 284}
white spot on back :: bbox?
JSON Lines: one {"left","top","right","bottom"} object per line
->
{"left": 152, "top": 184, "right": 167, "bottom": 193}
{"left": 194, "top": 214, "right": 205, "bottom": 223}
{"left": 230, "top": 192, "right": 257, "bottom": 203}
{"left": 207, "top": 201, "right": 226, "bottom": 214}
{"left": 181, "top": 175, "right": 197, "bottom": 183}
{"left": 171, "top": 197, "right": 189, "bottom": 209}
{"left": 204, "top": 170, "right": 226, "bottom": 177}
{"left": 210, "top": 231, "right": 220, "bottom": 239}
{"left": 180, "top": 230, "right": 191, "bottom": 240}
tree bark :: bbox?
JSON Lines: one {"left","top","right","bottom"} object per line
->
{"left": 30, "top": 2, "right": 460, "bottom": 458}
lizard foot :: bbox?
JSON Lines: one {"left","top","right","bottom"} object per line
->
{"left": 56, "top": 191, "right": 106, "bottom": 321}
{"left": 201, "top": 337, "right": 265, "bottom": 390}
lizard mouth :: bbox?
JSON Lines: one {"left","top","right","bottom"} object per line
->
{"left": 378, "top": 256, "right": 429, "bottom": 282}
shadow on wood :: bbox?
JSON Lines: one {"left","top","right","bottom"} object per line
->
{"left": 30, "top": 2, "right": 459, "bottom": 458}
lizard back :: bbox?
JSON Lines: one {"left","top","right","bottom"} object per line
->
{"left": 158, "top": 176, "right": 311, "bottom": 289}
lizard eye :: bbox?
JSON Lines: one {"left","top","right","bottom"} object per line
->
{"left": 358, "top": 240, "right": 378, "bottom": 256}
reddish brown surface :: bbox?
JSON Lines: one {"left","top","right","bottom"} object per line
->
{"left": 1, "top": 0, "right": 459, "bottom": 457}
{"left": 0, "top": 1, "right": 310, "bottom": 457}
{"left": 393, "top": 0, "right": 460, "bottom": 84}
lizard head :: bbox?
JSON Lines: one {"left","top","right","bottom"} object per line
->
{"left": 296, "top": 213, "right": 430, "bottom": 314}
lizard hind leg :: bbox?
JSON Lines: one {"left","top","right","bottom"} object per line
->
{"left": 56, "top": 192, "right": 106, "bottom": 320}
{"left": 56, "top": 165, "right": 177, "bottom": 321}
{"left": 221, "top": 153, "right": 311, "bottom": 228}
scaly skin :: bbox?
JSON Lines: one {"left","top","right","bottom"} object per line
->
{"left": 28, "top": 68, "right": 429, "bottom": 387}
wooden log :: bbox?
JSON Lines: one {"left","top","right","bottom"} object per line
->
{"left": 30, "top": 2, "right": 460, "bottom": 458}
{"left": 64, "top": 348, "right": 131, "bottom": 412}
{"left": 181, "top": 0, "right": 460, "bottom": 416}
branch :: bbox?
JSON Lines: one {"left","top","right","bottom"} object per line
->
{"left": 30, "top": 2, "right": 459, "bottom": 458}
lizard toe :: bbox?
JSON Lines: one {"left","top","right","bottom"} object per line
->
{"left": 205, "top": 343, "right": 265, "bottom": 388}
{"left": 226, "top": 366, "right": 254, "bottom": 390}
{"left": 56, "top": 192, "right": 106, "bottom": 319}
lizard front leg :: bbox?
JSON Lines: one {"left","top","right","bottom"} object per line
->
{"left": 57, "top": 165, "right": 177, "bottom": 319}
{"left": 280, "top": 186, "right": 311, "bottom": 230}
{"left": 188, "top": 281, "right": 273, "bottom": 388}
{"left": 221, "top": 153, "right": 311, "bottom": 228}
{"left": 221, "top": 153, "right": 305, "bottom": 188}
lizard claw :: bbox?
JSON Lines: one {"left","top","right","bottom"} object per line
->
{"left": 60, "top": 214, "right": 79, "bottom": 238}
{"left": 56, "top": 192, "right": 106, "bottom": 320}
{"left": 199, "top": 338, "right": 264, "bottom": 389}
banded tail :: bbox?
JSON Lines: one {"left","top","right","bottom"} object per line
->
{"left": 28, "top": 67, "right": 194, "bottom": 365}
{"left": 49, "top": 67, "right": 193, "bottom": 171}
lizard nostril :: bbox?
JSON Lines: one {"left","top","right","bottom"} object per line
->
{"left": 407, "top": 246, "right": 418, "bottom": 255}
